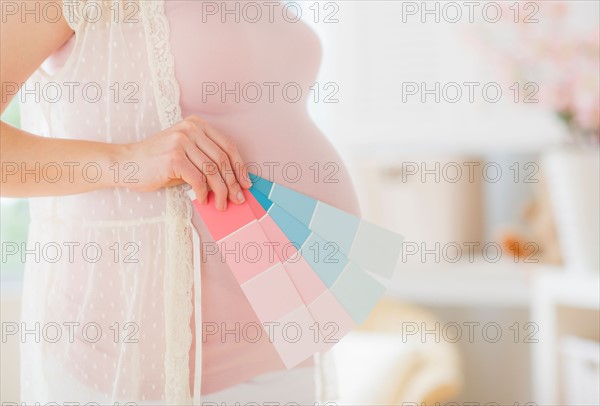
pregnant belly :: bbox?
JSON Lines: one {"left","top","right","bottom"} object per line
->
{"left": 183, "top": 108, "right": 360, "bottom": 216}
{"left": 188, "top": 108, "right": 361, "bottom": 393}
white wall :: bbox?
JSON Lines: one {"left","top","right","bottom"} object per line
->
{"left": 304, "top": 1, "right": 600, "bottom": 153}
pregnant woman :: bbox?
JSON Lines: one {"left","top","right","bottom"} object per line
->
{"left": 1, "top": 0, "right": 359, "bottom": 403}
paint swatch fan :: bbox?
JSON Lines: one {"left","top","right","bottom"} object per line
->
{"left": 189, "top": 174, "right": 404, "bottom": 368}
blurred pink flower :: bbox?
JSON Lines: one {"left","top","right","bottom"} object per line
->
{"left": 473, "top": 1, "right": 599, "bottom": 141}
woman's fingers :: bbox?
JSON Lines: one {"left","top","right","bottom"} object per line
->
{"left": 189, "top": 116, "right": 252, "bottom": 189}
{"left": 179, "top": 117, "right": 247, "bottom": 207}
{"left": 173, "top": 151, "right": 210, "bottom": 205}
{"left": 178, "top": 135, "right": 229, "bottom": 210}
{"left": 192, "top": 130, "right": 245, "bottom": 205}
{"left": 170, "top": 115, "right": 251, "bottom": 210}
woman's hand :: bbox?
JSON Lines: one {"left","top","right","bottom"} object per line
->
{"left": 124, "top": 115, "right": 252, "bottom": 211}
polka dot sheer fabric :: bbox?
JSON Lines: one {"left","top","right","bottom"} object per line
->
{"left": 19, "top": 1, "right": 195, "bottom": 403}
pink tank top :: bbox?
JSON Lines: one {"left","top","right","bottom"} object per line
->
{"left": 164, "top": 0, "right": 359, "bottom": 394}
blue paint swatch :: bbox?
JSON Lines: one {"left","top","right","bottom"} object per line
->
{"left": 268, "top": 203, "right": 311, "bottom": 248}
{"left": 250, "top": 185, "right": 273, "bottom": 212}
{"left": 249, "top": 173, "right": 274, "bottom": 197}
{"left": 270, "top": 184, "right": 317, "bottom": 227}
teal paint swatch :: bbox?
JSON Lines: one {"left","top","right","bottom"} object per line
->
{"left": 268, "top": 203, "right": 311, "bottom": 248}
{"left": 250, "top": 185, "right": 273, "bottom": 212}
{"left": 249, "top": 173, "right": 274, "bottom": 197}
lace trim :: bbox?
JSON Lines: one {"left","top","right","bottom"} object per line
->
{"left": 140, "top": 1, "right": 194, "bottom": 404}
{"left": 61, "top": 0, "right": 81, "bottom": 32}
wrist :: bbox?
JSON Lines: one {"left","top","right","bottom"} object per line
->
{"left": 105, "top": 142, "right": 135, "bottom": 189}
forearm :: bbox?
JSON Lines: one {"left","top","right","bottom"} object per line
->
{"left": 0, "top": 121, "right": 131, "bottom": 197}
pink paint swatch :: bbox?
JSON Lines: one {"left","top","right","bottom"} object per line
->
{"left": 191, "top": 190, "right": 328, "bottom": 367}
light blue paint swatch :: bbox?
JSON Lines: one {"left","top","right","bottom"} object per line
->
{"left": 249, "top": 183, "right": 393, "bottom": 324}
{"left": 331, "top": 262, "right": 387, "bottom": 324}
{"left": 300, "top": 233, "right": 348, "bottom": 288}
{"left": 349, "top": 221, "right": 404, "bottom": 279}
{"left": 252, "top": 186, "right": 350, "bottom": 287}
{"left": 270, "top": 184, "right": 317, "bottom": 226}
{"left": 250, "top": 175, "right": 403, "bottom": 279}
{"left": 311, "top": 202, "right": 360, "bottom": 255}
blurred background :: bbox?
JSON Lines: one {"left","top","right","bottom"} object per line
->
{"left": 2, "top": 0, "right": 599, "bottom": 404}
